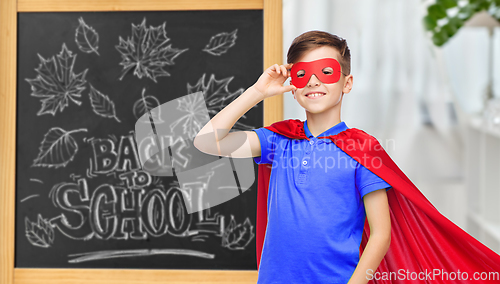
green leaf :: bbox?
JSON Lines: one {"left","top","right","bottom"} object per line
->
{"left": 469, "top": 0, "right": 488, "bottom": 10}
{"left": 448, "top": 17, "right": 464, "bottom": 29}
{"left": 478, "top": 1, "right": 491, "bottom": 10}
{"left": 442, "top": 23, "right": 458, "bottom": 38}
{"left": 437, "top": 0, "right": 458, "bottom": 8}
{"left": 458, "top": 5, "right": 475, "bottom": 20}
{"left": 423, "top": 15, "right": 438, "bottom": 30}
{"left": 428, "top": 4, "right": 448, "bottom": 19}
{"left": 432, "top": 29, "right": 449, "bottom": 46}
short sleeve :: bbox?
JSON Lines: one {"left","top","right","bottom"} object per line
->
{"left": 252, "top": 128, "right": 278, "bottom": 165}
{"left": 355, "top": 163, "right": 392, "bottom": 198}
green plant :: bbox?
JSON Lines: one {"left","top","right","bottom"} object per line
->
{"left": 423, "top": 0, "right": 500, "bottom": 46}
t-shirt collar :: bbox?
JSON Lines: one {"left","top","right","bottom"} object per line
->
{"left": 304, "top": 120, "right": 349, "bottom": 139}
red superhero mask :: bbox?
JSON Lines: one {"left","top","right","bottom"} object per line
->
{"left": 290, "top": 58, "right": 342, "bottom": 88}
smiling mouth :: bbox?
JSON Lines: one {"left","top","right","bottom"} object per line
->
{"left": 305, "top": 92, "right": 325, "bottom": 99}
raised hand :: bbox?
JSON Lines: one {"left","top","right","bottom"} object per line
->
{"left": 252, "top": 63, "right": 297, "bottom": 99}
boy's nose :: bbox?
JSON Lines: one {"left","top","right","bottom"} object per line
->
{"left": 307, "top": 74, "right": 321, "bottom": 87}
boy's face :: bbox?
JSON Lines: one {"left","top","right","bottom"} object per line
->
{"left": 291, "top": 46, "right": 353, "bottom": 115}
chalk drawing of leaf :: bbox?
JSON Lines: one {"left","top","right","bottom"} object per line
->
{"left": 202, "top": 29, "right": 238, "bottom": 56}
{"left": 25, "top": 214, "right": 55, "bottom": 248}
{"left": 32, "top": 127, "right": 87, "bottom": 168}
{"left": 115, "top": 18, "right": 189, "bottom": 82}
{"left": 187, "top": 73, "right": 255, "bottom": 131}
{"left": 133, "top": 88, "right": 163, "bottom": 123}
{"left": 221, "top": 215, "right": 255, "bottom": 250}
{"left": 88, "top": 84, "right": 121, "bottom": 122}
{"left": 75, "top": 17, "right": 100, "bottom": 55}
{"left": 25, "top": 43, "right": 88, "bottom": 116}
{"left": 169, "top": 91, "right": 209, "bottom": 140}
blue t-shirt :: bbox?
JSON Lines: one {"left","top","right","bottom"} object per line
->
{"left": 252, "top": 120, "right": 391, "bottom": 284}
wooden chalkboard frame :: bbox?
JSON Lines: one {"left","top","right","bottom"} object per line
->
{"left": 0, "top": 0, "right": 283, "bottom": 283}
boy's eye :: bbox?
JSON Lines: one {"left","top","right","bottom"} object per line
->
{"left": 296, "top": 70, "right": 305, "bottom": 78}
{"left": 322, "top": 67, "right": 333, "bottom": 75}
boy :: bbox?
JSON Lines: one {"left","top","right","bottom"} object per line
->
{"left": 194, "top": 31, "right": 500, "bottom": 283}
{"left": 194, "top": 31, "right": 391, "bottom": 283}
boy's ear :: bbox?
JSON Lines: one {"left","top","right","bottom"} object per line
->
{"left": 342, "top": 74, "right": 353, "bottom": 94}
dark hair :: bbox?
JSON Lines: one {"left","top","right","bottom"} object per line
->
{"left": 287, "top": 30, "right": 351, "bottom": 75}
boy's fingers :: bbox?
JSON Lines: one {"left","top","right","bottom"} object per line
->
{"left": 286, "top": 63, "right": 293, "bottom": 76}
{"left": 280, "top": 65, "right": 287, "bottom": 77}
{"left": 282, "top": 84, "right": 295, "bottom": 93}
{"left": 274, "top": 64, "right": 280, "bottom": 75}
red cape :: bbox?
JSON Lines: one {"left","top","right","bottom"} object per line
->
{"left": 256, "top": 119, "right": 500, "bottom": 283}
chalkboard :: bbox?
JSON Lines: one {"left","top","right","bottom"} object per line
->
{"left": 16, "top": 10, "right": 263, "bottom": 270}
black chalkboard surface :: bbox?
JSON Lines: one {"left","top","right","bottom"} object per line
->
{"left": 16, "top": 10, "right": 263, "bottom": 270}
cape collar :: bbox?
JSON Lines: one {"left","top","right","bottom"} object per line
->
{"left": 304, "top": 120, "right": 349, "bottom": 139}
{"left": 265, "top": 119, "right": 352, "bottom": 141}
